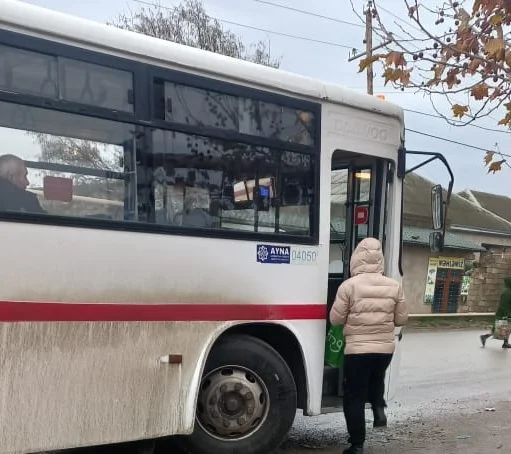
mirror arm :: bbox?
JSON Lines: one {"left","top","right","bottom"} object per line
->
{"left": 401, "top": 149, "right": 454, "bottom": 237}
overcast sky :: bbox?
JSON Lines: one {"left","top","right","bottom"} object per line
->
{"left": 19, "top": 0, "right": 511, "bottom": 195}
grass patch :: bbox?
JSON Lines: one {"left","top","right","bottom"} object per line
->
{"left": 408, "top": 315, "right": 494, "bottom": 331}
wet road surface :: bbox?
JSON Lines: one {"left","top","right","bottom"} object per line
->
{"left": 279, "top": 328, "right": 511, "bottom": 452}
{"left": 39, "top": 329, "right": 511, "bottom": 453}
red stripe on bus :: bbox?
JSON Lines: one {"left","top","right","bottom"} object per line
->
{"left": 0, "top": 301, "right": 326, "bottom": 322}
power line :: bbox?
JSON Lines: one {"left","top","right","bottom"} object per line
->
{"left": 133, "top": 0, "right": 356, "bottom": 49}
{"left": 406, "top": 129, "right": 511, "bottom": 158}
{"left": 404, "top": 108, "right": 511, "bottom": 136}
{"left": 214, "top": 18, "right": 355, "bottom": 49}
{"left": 251, "top": 0, "right": 364, "bottom": 28}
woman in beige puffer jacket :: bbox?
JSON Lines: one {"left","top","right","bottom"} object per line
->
{"left": 330, "top": 237, "right": 408, "bottom": 454}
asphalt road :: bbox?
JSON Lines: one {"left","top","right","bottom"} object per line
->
{"left": 279, "top": 328, "right": 511, "bottom": 452}
{"left": 37, "top": 329, "right": 511, "bottom": 453}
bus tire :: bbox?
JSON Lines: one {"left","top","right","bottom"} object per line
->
{"left": 178, "top": 334, "right": 297, "bottom": 454}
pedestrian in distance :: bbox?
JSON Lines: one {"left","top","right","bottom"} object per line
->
{"left": 480, "top": 277, "right": 511, "bottom": 349}
{"left": 329, "top": 237, "right": 408, "bottom": 454}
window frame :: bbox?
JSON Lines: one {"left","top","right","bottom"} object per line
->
{"left": 0, "top": 29, "right": 321, "bottom": 245}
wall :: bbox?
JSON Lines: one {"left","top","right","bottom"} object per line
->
{"left": 465, "top": 252, "right": 511, "bottom": 313}
{"left": 402, "top": 245, "right": 431, "bottom": 314}
{"left": 402, "top": 244, "right": 475, "bottom": 314}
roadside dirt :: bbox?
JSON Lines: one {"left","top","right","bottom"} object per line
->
{"left": 373, "top": 400, "right": 511, "bottom": 453}
{"left": 281, "top": 401, "right": 511, "bottom": 453}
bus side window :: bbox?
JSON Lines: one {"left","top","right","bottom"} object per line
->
{"left": 147, "top": 128, "right": 314, "bottom": 235}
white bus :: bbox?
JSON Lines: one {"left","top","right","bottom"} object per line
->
{"left": 0, "top": 1, "right": 453, "bottom": 453}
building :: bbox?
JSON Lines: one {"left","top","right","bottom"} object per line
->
{"left": 402, "top": 175, "right": 511, "bottom": 314}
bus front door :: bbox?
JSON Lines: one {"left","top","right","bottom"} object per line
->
{"left": 321, "top": 150, "right": 388, "bottom": 412}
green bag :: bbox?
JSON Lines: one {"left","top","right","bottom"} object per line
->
{"left": 324, "top": 324, "right": 346, "bottom": 368}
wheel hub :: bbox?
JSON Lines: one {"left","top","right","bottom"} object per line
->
{"left": 196, "top": 366, "right": 269, "bottom": 441}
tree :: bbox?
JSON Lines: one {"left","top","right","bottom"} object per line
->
{"left": 110, "top": 0, "right": 280, "bottom": 68}
{"left": 357, "top": 0, "right": 511, "bottom": 173}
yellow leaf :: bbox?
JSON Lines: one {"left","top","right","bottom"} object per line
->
{"left": 471, "top": 83, "right": 489, "bottom": 100}
{"left": 485, "top": 38, "right": 505, "bottom": 57}
{"left": 452, "top": 104, "right": 469, "bottom": 118}
{"left": 498, "top": 116, "right": 510, "bottom": 126}
{"left": 491, "top": 14, "right": 504, "bottom": 25}
{"left": 484, "top": 150, "right": 495, "bottom": 165}
{"left": 400, "top": 68, "right": 412, "bottom": 86}
{"left": 468, "top": 58, "right": 481, "bottom": 74}
{"left": 385, "top": 51, "right": 406, "bottom": 67}
{"left": 456, "top": 8, "right": 471, "bottom": 28}
{"left": 382, "top": 67, "right": 402, "bottom": 86}
{"left": 488, "top": 159, "right": 506, "bottom": 174}
{"left": 444, "top": 69, "right": 460, "bottom": 89}
{"left": 358, "top": 54, "right": 382, "bottom": 73}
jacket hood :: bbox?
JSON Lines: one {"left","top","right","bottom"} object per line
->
{"left": 350, "top": 237, "right": 384, "bottom": 276}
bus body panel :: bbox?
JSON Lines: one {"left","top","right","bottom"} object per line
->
{"left": 0, "top": 320, "right": 221, "bottom": 452}
{"left": 0, "top": 222, "right": 326, "bottom": 452}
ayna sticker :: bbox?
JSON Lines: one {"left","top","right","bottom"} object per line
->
{"left": 256, "top": 244, "right": 291, "bottom": 264}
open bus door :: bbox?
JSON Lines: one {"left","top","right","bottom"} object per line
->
{"left": 321, "top": 147, "right": 453, "bottom": 412}
{"left": 321, "top": 150, "right": 390, "bottom": 412}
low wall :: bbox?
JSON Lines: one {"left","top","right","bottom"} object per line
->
{"left": 466, "top": 252, "right": 511, "bottom": 312}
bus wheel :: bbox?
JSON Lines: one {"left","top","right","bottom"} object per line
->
{"left": 181, "top": 334, "right": 297, "bottom": 454}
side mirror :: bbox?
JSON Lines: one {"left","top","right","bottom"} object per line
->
{"left": 431, "top": 184, "right": 444, "bottom": 230}
{"left": 429, "top": 231, "right": 444, "bottom": 253}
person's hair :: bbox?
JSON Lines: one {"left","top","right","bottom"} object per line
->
{"left": 0, "top": 154, "right": 24, "bottom": 181}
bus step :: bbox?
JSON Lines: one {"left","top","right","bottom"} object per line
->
{"left": 320, "top": 395, "right": 343, "bottom": 414}
{"left": 320, "top": 397, "right": 372, "bottom": 414}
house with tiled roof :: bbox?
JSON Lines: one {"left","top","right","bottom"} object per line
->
{"left": 459, "top": 189, "right": 511, "bottom": 222}
{"left": 399, "top": 173, "right": 511, "bottom": 314}
{"left": 457, "top": 189, "right": 511, "bottom": 240}
{"left": 405, "top": 175, "right": 511, "bottom": 235}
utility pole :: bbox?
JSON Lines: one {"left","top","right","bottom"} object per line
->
{"left": 365, "top": 5, "right": 374, "bottom": 95}
{"left": 348, "top": 2, "right": 392, "bottom": 95}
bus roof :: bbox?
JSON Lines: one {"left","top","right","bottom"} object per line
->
{"left": 0, "top": 0, "right": 404, "bottom": 124}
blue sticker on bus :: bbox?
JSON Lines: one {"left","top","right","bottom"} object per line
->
{"left": 256, "top": 244, "right": 290, "bottom": 264}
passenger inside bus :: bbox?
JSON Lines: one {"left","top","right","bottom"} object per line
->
{"left": 0, "top": 153, "right": 45, "bottom": 214}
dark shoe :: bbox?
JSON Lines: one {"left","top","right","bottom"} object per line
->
{"left": 343, "top": 445, "right": 364, "bottom": 454}
{"left": 373, "top": 407, "right": 387, "bottom": 427}
{"left": 480, "top": 334, "right": 490, "bottom": 347}
{"left": 502, "top": 342, "right": 511, "bottom": 348}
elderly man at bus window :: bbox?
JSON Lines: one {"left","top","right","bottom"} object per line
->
{"left": 0, "top": 154, "right": 45, "bottom": 214}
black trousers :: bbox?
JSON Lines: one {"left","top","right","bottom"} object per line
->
{"left": 342, "top": 353, "right": 393, "bottom": 446}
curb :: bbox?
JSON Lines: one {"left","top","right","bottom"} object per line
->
{"left": 406, "top": 313, "right": 494, "bottom": 330}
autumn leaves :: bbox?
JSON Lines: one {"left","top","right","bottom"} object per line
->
{"left": 356, "top": 0, "right": 511, "bottom": 173}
